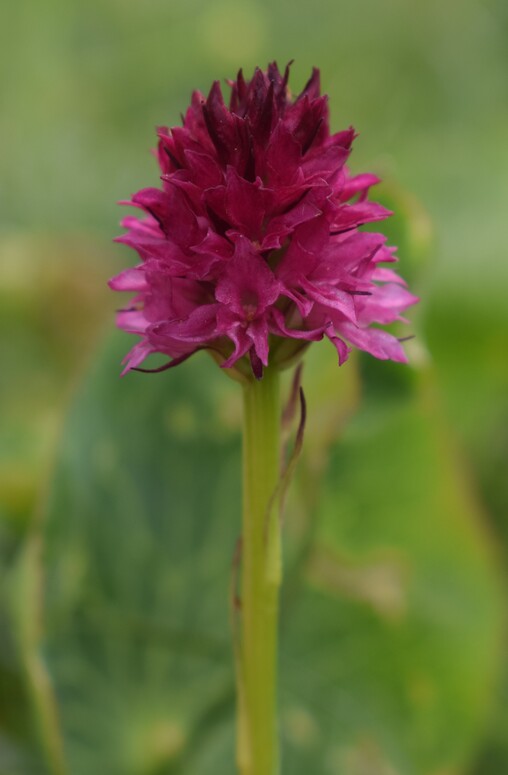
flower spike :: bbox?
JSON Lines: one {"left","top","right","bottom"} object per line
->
{"left": 110, "top": 63, "right": 418, "bottom": 378}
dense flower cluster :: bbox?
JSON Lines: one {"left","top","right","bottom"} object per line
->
{"left": 110, "top": 63, "right": 418, "bottom": 378}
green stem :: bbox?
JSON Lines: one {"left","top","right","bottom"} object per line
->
{"left": 237, "top": 367, "right": 281, "bottom": 775}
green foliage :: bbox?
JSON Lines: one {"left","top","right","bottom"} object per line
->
{"left": 9, "top": 334, "right": 502, "bottom": 775}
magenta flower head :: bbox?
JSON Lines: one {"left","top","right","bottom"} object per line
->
{"left": 110, "top": 63, "right": 418, "bottom": 379}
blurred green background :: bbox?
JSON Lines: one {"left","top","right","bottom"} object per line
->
{"left": 1, "top": 0, "right": 508, "bottom": 773}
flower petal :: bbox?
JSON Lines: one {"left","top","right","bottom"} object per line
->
{"left": 337, "top": 322, "right": 409, "bottom": 363}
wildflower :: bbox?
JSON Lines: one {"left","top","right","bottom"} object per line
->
{"left": 110, "top": 63, "right": 418, "bottom": 379}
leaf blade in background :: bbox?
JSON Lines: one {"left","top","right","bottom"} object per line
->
{"left": 12, "top": 332, "right": 502, "bottom": 774}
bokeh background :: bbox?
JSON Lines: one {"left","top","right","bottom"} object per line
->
{"left": 1, "top": 0, "right": 508, "bottom": 773}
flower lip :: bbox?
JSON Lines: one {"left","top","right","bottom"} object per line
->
{"left": 110, "top": 62, "right": 418, "bottom": 378}
{"left": 241, "top": 290, "right": 260, "bottom": 321}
